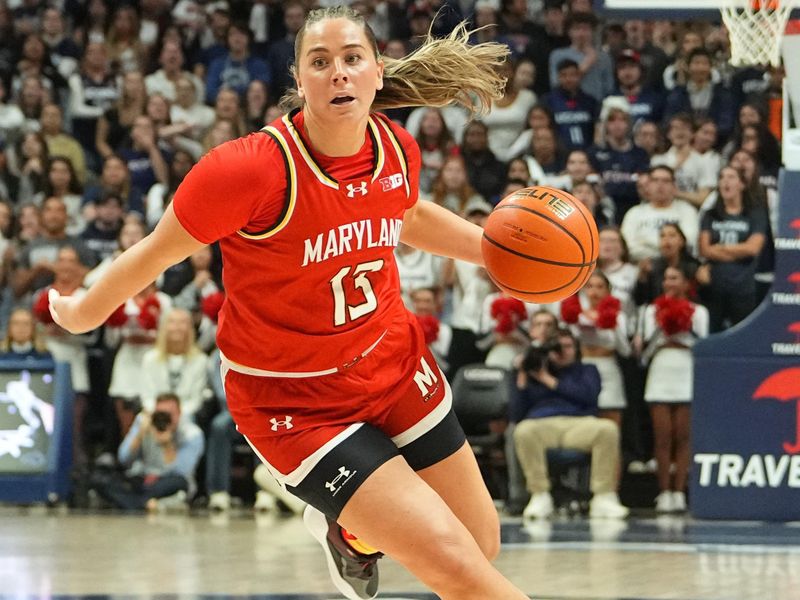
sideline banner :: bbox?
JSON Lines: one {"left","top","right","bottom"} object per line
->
{"left": 692, "top": 169, "right": 800, "bottom": 520}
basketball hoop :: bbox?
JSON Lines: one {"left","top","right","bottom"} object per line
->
{"left": 721, "top": 0, "right": 798, "bottom": 66}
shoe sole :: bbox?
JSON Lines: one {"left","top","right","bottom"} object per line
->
{"left": 303, "top": 506, "right": 376, "bottom": 600}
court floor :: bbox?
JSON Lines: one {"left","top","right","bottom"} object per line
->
{"left": 1, "top": 506, "right": 799, "bottom": 600}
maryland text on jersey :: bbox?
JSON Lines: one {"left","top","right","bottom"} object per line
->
{"left": 302, "top": 217, "right": 404, "bottom": 267}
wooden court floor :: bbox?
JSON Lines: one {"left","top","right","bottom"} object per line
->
{"left": 1, "top": 506, "right": 799, "bottom": 600}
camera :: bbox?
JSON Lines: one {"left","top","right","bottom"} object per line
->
{"left": 521, "top": 340, "right": 561, "bottom": 374}
{"left": 151, "top": 410, "right": 173, "bottom": 432}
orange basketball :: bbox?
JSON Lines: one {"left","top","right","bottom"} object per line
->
{"left": 481, "top": 185, "right": 599, "bottom": 304}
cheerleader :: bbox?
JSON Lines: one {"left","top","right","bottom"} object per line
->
{"left": 638, "top": 264, "right": 709, "bottom": 513}
{"left": 561, "top": 271, "right": 630, "bottom": 428}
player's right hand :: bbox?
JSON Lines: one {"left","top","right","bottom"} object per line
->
{"left": 48, "top": 289, "right": 92, "bottom": 334}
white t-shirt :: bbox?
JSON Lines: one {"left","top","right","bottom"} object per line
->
{"left": 449, "top": 260, "right": 494, "bottom": 333}
{"left": 145, "top": 69, "right": 205, "bottom": 103}
{"left": 404, "top": 105, "right": 470, "bottom": 145}
{"left": 652, "top": 147, "right": 718, "bottom": 193}
{"left": 481, "top": 89, "right": 538, "bottom": 162}
{"left": 620, "top": 199, "right": 700, "bottom": 262}
{"left": 395, "top": 247, "right": 443, "bottom": 309}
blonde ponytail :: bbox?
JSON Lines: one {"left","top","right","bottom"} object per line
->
{"left": 374, "top": 23, "right": 509, "bottom": 116}
{"left": 280, "top": 7, "right": 509, "bottom": 116}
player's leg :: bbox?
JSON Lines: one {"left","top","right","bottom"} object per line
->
{"left": 414, "top": 441, "right": 500, "bottom": 560}
{"left": 337, "top": 454, "right": 530, "bottom": 600}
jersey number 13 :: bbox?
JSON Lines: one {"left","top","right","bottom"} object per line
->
{"left": 329, "top": 259, "right": 384, "bottom": 326}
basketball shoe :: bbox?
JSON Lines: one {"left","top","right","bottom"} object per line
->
{"left": 303, "top": 505, "right": 382, "bottom": 600}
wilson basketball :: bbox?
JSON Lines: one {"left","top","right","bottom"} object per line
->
{"left": 481, "top": 186, "right": 599, "bottom": 303}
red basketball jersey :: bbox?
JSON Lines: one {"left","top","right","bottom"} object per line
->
{"left": 173, "top": 110, "right": 420, "bottom": 374}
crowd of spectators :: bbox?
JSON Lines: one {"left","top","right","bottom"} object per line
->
{"left": 0, "top": 0, "right": 782, "bottom": 515}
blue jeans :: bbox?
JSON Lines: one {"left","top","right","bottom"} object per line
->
{"left": 205, "top": 410, "right": 242, "bottom": 493}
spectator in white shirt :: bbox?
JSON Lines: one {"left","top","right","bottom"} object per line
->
{"left": 145, "top": 39, "right": 205, "bottom": 103}
{"left": 651, "top": 113, "right": 717, "bottom": 208}
{"left": 621, "top": 165, "right": 699, "bottom": 263}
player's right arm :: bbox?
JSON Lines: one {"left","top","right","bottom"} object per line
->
{"left": 49, "top": 204, "right": 205, "bottom": 334}
{"left": 50, "top": 134, "right": 280, "bottom": 334}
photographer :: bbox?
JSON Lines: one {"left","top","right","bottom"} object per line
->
{"left": 92, "top": 393, "right": 204, "bottom": 511}
{"left": 511, "top": 328, "right": 628, "bottom": 519}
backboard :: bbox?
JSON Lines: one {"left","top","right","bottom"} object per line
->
{"left": 598, "top": 0, "right": 800, "bottom": 19}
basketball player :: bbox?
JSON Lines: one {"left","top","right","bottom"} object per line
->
{"left": 48, "top": 8, "right": 529, "bottom": 600}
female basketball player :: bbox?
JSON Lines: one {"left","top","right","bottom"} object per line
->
{"left": 48, "top": 7, "right": 529, "bottom": 600}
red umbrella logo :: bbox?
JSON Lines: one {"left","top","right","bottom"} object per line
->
{"left": 789, "top": 273, "right": 800, "bottom": 294}
{"left": 753, "top": 367, "right": 800, "bottom": 454}
{"left": 790, "top": 322, "right": 800, "bottom": 343}
{"left": 791, "top": 218, "right": 800, "bottom": 238}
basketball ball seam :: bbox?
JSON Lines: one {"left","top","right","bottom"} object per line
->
{"left": 482, "top": 233, "right": 596, "bottom": 267}
{"left": 491, "top": 204, "right": 587, "bottom": 263}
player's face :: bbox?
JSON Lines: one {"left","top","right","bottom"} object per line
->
{"left": 296, "top": 18, "right": 383, "bottom": 125}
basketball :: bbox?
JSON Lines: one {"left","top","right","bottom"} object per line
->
{"left": 481, "top": 185, "right": 599, "bottom": 304}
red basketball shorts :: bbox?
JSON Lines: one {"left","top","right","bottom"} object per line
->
{"left": 221, "top": 311, "right": 466, "bottom": 518}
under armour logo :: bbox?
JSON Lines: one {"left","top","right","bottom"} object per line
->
{"left": 270, "top": 416, "right": 294, "bottom": 431}
{"left": 325, "top": 465, "right": 354, "bottom": 495}
{"left": 345, "top": 181, "right": 368, "bottom": 198}
{"left": 379, "top": 173, "right": 404, "bottom": 191}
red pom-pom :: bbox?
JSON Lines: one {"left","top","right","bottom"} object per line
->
{"left": 33, "top": 288, "right": 54, "bottom": 324}
{"left": 201, "top": 292, "right": 225, "bottom": 323}
{"left": 560, "top": 294, "right": 581, "bottom": 324}
{"left": 137, "top": 295, "right": 161, "bottom": 330}
{"left": 490, "top": 296, "right": 527, "bottom": 334}
{"left": 415, "top": 314, "right": 440, "bottom": 345}
{"left": 595, "top": 296, "right": 621, "bottom": 329}
{"left": 654, "top": 295, "right": 695, "bottom": 336}
{"left": 106, "top": 304, "right": 128, "bottom": 327}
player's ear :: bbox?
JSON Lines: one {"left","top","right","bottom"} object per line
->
{"left": 376, "top": 59, "right": 384, "bottom": 91}
{"left": 292, "top": 65, "right": 304, "bottom": 99}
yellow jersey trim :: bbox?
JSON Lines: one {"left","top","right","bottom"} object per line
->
{"left": 281, "top": 114, "right": 339, "bottom": 189}
{"left": 374, "top": 117, "right": 410, "bottom": 197}
{"left": 236, "top": 126, "right": 297, "bottom": 240}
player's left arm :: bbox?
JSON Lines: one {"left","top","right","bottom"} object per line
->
{"left": 400, "top": 200, "right": 485, "bottom": 267}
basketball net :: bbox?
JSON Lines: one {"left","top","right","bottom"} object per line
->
{"left": 721, "top": 0, "right": 797, "bottom": 66}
